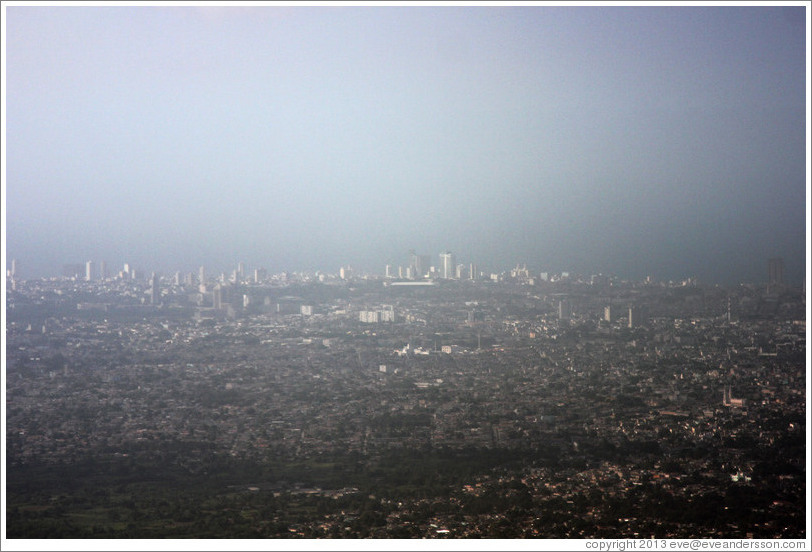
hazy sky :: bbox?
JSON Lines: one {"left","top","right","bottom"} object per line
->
{"left": 4, "top": 4, "right": 808, "bottom": 284}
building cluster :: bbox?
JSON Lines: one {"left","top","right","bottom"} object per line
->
{"left": 5, "top": 257, "right": 806, "bottom": 538}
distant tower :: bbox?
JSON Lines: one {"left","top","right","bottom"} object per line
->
{"left": 149, "top": 272, "right": 159, "bottom": 305}
{"left": 628, "top": 306, "right": 643, "bottom": 328}
{"left": 99, "top": 261, "right": 107, "bottom": 281}
{"left": 10, "top": 258, "right": 17, "bottom": 279}
{"left": 409, "top": 250, "right": 419, "bottom": 279}
{"left": 469, "top": 263, "right": 477, "bottom": 280}
{"left": 439, "top": 251, "right": 456, "bottom": 279}
{"left": 408, "top": 250, "right": 430, "bottom": 279}
{"left": 199, "top": 266, "right": 207, "bottom": 293}
{"left": 604, "top": 306, "right": 612, "bottom": 323}
{"left": 768, "top": 257, "right": 784, "bottom": 290}
{"left": 85, "top": 260, "right": 96, "bottom": 281}
{"left": 213, "top": 284, "right": 223, "bottom": 310}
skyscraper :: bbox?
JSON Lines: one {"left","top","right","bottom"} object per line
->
{"left": 149, "top": 272, "right": 159, "bottom": 305}
{"left": 85, "top": 261, "right": 95, "bottom": 281}
{"left": 628, "top": 306, "right": 646, "bottom": 328}
{"left": 213, "top": 283, "right": 223, "bottom": 310}
{"left": 409, "top": 250, "right": 419, "bottom": 279}
{"left": 439, "top": 251, "right": 456, "bottom": 279}
{"left": 768, "top": 257, "right": 784, "bottom": 289}
{"left": 408, "top": 250, "right": 430, "bottom": 280}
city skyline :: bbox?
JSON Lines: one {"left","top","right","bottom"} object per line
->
{"left": 6, "top": 250, "right": 803, "bottom": 289}
{"left": 4, "top": 5, "right": 809, "bottom": 286}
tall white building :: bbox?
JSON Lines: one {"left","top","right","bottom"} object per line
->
{"left": 439, "top": 251, "right": 456, "bottom": 279}
{"left": 85, "top": 261, "right": 96, "bottom": 281}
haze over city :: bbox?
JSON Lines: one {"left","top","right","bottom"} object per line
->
{"left": 3, "top": 3, "right": 810, "bottom": 545}
{"left": 4, "top": 5, "right": 809, "bottom": 283}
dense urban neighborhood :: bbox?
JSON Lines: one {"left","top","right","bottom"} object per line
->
{"left": 5, "top": 266, "right": 807, "bottom": 538}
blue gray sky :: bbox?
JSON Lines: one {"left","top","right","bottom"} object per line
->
{"left": 4, "top": 4, "right": 808, "bottom": 284}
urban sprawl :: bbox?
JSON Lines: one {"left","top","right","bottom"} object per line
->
{"left": 5, "top": 254, "right": 806, "bottom": 538}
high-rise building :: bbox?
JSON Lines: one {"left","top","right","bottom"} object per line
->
{"left": 380, "top": 307, "right": 395, "bottom": 322}
{"left": 99, "top": 261, "right": 107, "bottom": 281}
{"left": 409, "top": 250, "right": 419, "bottom": 278}
{"left": 768, "top": 257, "right": 784, "bottom": 289}
{"left": 408, "top": 250, "right": 430, "bottom": 279}
{"left": 85, "top": 261, "right": 96, "bottom": 281}
{"left": 213, "top": 284, "right": 223, "bottom": 310}
{"left": 469, "top": 263, "right": 478, "bottom": 280}
{"left": 628, "top": 306, "right": 646, "bottom": 328}
{"left": 199, "top": 266, "right": 207, "bottom": 292}
{"left": 149, "top": 272, "right": 159, "bottom": 305}
{"left": 439, "top": 251, "right": 456, "bottom": 279}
